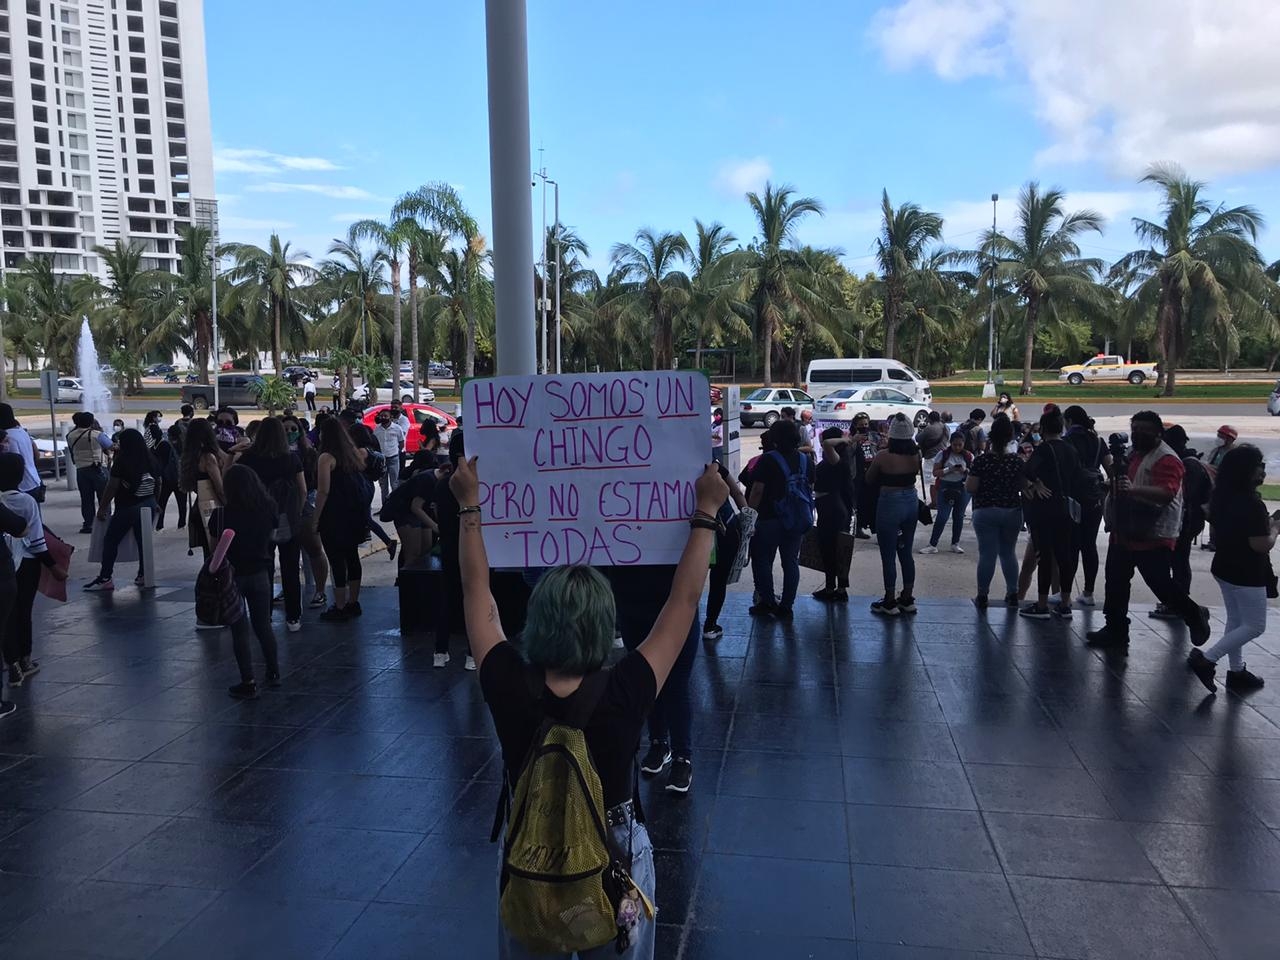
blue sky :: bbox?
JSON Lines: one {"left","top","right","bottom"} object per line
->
{"left": 205, "top": 0, "right": 1280, "bottom": 276}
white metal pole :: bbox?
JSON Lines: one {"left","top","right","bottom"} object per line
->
{"left": 210, "top": 249, "right": 220, "bottom": 411}
{"left": 983, "top": 193, "right": 998, "bottom": 399}
{"left": 553, "top": 181, "right": 561, "bottom": 375}
{"left": 485, "top": 0, "right": 537, "bottom": 377}
{"left": 539, "top": 171, "right": 547, "bottom": 375}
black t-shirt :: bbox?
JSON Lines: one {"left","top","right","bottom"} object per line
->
{"left": 750, "top": 450, "right": 813, "bottom": 521}
{"left": 1026, "top": 438, "right": 1082, "bottom": 502}
{"left": 1211, "top": 497, "right": 1274, "bottom": 587}
{"left": 222, "top": 503, "right": 274, "bottom": 576}
{"left": 815, "top": 458, "right": 854, "bottom": 528}
{"left": 111, "top": 457, "right": 157, "bottom": 505}
{"left": 239, "top": 451, "right": 303, "bottom": 490}
{"left": 480, "top": 643, "right": 658, "bottom": 807}
{"left": 432, "top": 471, "right": 461, "bottom": 563}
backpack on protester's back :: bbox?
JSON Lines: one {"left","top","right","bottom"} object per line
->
{"left": 497, "top": 670, "right": 653, "bottom": 954}
{"left": 766, "top": 450, "right": 815, "bottom": 535}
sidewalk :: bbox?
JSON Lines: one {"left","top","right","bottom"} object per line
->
{"left": 2, "top": 546, "right": 1279, "bottom": 956}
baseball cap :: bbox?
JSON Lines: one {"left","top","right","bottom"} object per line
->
{"left": 1217, "top": 424, "right": 1238, "bottom": 440}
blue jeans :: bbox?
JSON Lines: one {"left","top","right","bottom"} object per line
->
{"left": 875, "top": 488, "right": 918, "bottom": 596}
{"left": 750, "top": 517, "right": 803, "bottom": 610}
{"left": 500, "top": 819, "right": 656, "bottom": 960}
{"left": 99, "top": 497, "right": 157, "bottom": 581}
{"left": 76, "top": 464, "right": 108, "bottom": 529}
{"left": 972, "top": 506, "right": 1022, "bottom": 598}
{"left": 930, "top": 481, "right": 970, "bottom": 546}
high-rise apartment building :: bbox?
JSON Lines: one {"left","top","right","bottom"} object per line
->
{"left": 0, "top": 0, "right": 214, "bottom": 278}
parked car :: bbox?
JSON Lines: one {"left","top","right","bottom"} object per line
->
{"left": 144, "top": 363, "right": 176, "bottom": 376}
{"left": 180, "top": 374, "right": 265, "bottom": 410}
{"left": 361, "top": 402, "right": 457, "bottom": 454}
{"left": 355, "top": 380, "right": 436, "bottom": 404}
{"left": 814, "top": 386, "right": 931, "bottom": 428}
{"left": 33, "top": 437, "right": 67, "bottom": 477}
{"left": 1058, "top": 354, "right": 1157, "bottom": 385}
{"left": 55, "top": 377, "right": 112, "bottom": 405}
{"left": 427, "top": 361, "right": 454, "bottom": 378}
{"left": 1268, "top": 379, "right": 1280, "bottom": 416}
{"left": 738, "top": 387, "right": 815, "bottom": 427}
{"left": 806, "top": 358, "right": 932, "bottom": 404}
{"left": 282, "top": 365, "right": 318, "bottom": 385}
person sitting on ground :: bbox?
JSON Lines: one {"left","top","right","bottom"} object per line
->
{"left": 1187, "top": 444, "right": 1276, "bottom": 694}
{"left": 0, "top": 454, "right": 65, "bottom": 688}
{"left": 452, "top": 453, "right": 725, "bottom": 959}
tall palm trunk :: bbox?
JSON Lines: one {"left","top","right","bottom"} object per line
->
{"left": 408, "top": 251, "right": 420, "bottom": 390}
{"left": 911, "top": 310, "right": 924, "bottom": 371}
{"left": 760, "top": 310, "right": 774, "bottom": 387}
{"left": 390, "top": 256, "right": 402, "bottom": 381}
{"left": 884, "top": 286, "right": 901, "bottom": 359}
{"left": 272, "top": 298, "right": 283, "bottom": 375}
{"left": 1159, "top": 297, "right": 1181, "bottom": 397}
{"left": 1020, "top": 295, "right": 1041, "bottom": 396}
{"left": 464, "top": 300, "right": 477, "bottom": 378}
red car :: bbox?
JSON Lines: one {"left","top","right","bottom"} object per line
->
{"left": 361, "top": 402, "right": 457, "bottom": 454}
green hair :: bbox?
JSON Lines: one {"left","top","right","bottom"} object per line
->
{"left": 520, "top": 564, "right": 616, "bottom": 674}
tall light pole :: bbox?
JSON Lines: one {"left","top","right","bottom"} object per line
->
{"left": 537, "top": 163, "right": 548, "bottom": 375}
{"left": 484, "top": 0, "right": 536, "bottom": 376}
{"left": 982, "top": 192, "right": 999, "bottom": 400}
{"left": 551, "top": 179, "right": 561, "bottom": 374}
{"left": 195, "top": 198, "right": 221, "bottom": 410}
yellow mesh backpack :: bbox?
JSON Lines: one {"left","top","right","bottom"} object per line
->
{"left": 495, "top": 669, "right": 652, "bottom": 954}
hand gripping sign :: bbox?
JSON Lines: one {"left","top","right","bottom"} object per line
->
{"left": 462, "top": 371, "right": 712, "bottom": 567}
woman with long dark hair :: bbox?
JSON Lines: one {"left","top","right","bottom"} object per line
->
{"left": 1061, "top": 405, "right": 1110, "bottom": 606}
{"left": 967, "top": 414, "right": 1024, "bottom": 609}
{"left": 314, "top": 417, "right": 372, "bottom": 620}
{"left": 154, "top": 423, "right": 186, "bottom": 531}
{"left": 220, "top": 464, "right": 282, "bottom": 699}
{"left": 181, "top": 418, "right": 228, "bottom": 560}
{"left": 867, "top": 415, "right": 922, "bottom": 615}
{"left": 746, "top": 418, "right": 814, "bottom": 619}
{"left": 85, "top": 429, "right": 159, "bottom": 591}
{"left": 282, "top": 414, "right": 329, "bottom": 607}
{"left": 1019, "top": 408, "right": 1081, "bottom": 620}
{"left": 235, "top": 417, "right": 307, "bottom": 632}
{"left": 1188, "top": 444, "right": 1276, "bottom": 693}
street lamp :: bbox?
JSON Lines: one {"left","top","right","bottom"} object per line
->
{"left": 533, "top": 168, "right": 560, "bottom": 374}
{"left": 982, "top": 193, "right": 999, "bottom": 400}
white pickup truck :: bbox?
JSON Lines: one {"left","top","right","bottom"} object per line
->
{"left": 1058, "top": 355, "right": 1158, "bottom": 386}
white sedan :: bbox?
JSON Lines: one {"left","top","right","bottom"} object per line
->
{"left": 355, "top": 380, "right": 436, "bottom": 404}
{"left": 813, "top": 387, "right": 931, "bottom": 428}
{"left": 55, "top": 377, "right": 112, "bottom": 404}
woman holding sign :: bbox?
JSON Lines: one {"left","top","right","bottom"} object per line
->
{"left": 450, "top": 453, "right": 725, "bottom": 960}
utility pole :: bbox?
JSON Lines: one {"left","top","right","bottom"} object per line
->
{"left": 536, "top": 151, "right": 547, "bottom": 375}
{"left": 552, "top": 180, "right": 561, "bottom": 374}
{"left": 982, "top": 193, "right": 998, "bottom": 400}
{"left": 484, "top": 0, "right": 536, "bottom": 376}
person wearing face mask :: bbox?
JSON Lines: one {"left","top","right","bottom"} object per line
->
{"left": 1085, "top": 411, "right": 1212, "bottom": 653}
{"left": 372, "top": 409, "right": 406, "bottom": 502}
{"left": 991, "top": 392, "right": 1020, "bottom": 425}
{"left": 213, "top": 409, "right": 244, "bottom": 452}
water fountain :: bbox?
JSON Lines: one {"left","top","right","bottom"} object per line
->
{"left": 75, "top": 316, "right": 111, "bottom": 414}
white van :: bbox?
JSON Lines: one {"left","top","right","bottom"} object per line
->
{"left": 806, "top": 358, "right": 932, "bottom": 404}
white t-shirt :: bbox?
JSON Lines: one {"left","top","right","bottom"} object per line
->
{"left": 373, "top": 422, "right": 406, "bottom": 457}
{"left": 303, "top": 380, "right": 316, "bottom": 396}
{"left": 934, "top": 448, "right": 972, "bottom": 481}
{"left": 2, "top": 427, "right": 41, "bottom": 493}
{"left": 0, "top": 488, "right": 47, "bottom": 565}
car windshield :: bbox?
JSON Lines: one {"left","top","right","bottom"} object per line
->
{"left": 903, "top": 365, "right": 925, "bottom": 381}
{"left": 825, "top": 389, "right": 858, "bottom": 400}
{"left": 745, "top": 388, "right": 771, "bottom": 400}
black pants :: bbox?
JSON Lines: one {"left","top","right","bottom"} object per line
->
{"left": 1077, "top": 499, "right": 1104, "bottom": 594}
{"left": 1028, "top": 505, "right": 1078, "bottom": 598}
{"left": 620, "top": 603, "right": 698, "bottom": 758}
{"left": 157, "top": 478, "right": 187, "bottom": 529}
{"left": 0, "top": 577, "right": 15, "bottom": 694}
{"left": 305, "top": 394, "right": 317, "bottom": 411}
{"left": 1103, "top": 541, "right": 1202, "bottom": 632}
{"left": 274, "top": 538, "right": 302, "bottom": 622}
{"left": 230, "top": 570, "right": 279, "bottom": 682}
{"left": 321, "top": 533, "right": 362, "bottom": 590}
{"left": 1172, "top": 520, "right": 1202, "bottom": 597}
{"left": 854, "top": 479, "right": 876, "bottom": 532}
{"left": 4, "top": 558, "right": 41, "bottom": 666}
{"left": 76, "top": 465, "right": 108, "bottom": 529}
{"left": 818, "top": 525, "right": 851, "bottom": 589}
{"left": 435, "top": 553, "right": 461, "bottom": 654}
{"left": 704, "top": 526, "right": 740, "bottom": 629}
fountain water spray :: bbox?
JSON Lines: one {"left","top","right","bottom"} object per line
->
{"left": 75, "top": 316, "right": 111, "bottom": 416}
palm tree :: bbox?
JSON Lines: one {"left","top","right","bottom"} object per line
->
{"left": 350, "top": 214, "right": 415, "bottom": 383}
{"left": 781, "top": 246, "right": 853, "bottom": 385}
{"left": 976, "top": 182, "right": 1107, "bottom": 396}
{"left": 223, "top": 233, "right": 314, "bottom": 374}
{"left": 736, "top": 183, "right": 825, "bottom": 385}
{"left": 13, "top": 256, "right": 89, "bottom": 375}
{"left": 539, "top": 224, "right": 594, "bottom": 373}
{"left": 146, "top": 226, "right": 216, "bottom": 382}
{"left": 685, "top": 220, "right": 744, "bottom": 371}
{"left": 1112, "top": 164, "right": 1270, "bottom": 396}
{"left": 609, "top": 229, "right": 691, "bottom": 371}
{"left": 313, "top": 229, "right": 391, "bottom": 364}
{"left": 874, "top": 190, "right": 943, "bottom": 360}
{"left": 421, "top": 247, "right": 494, "bottom": 378}
{"left": 91, "top": 240, "right": 161, "bottom": 393}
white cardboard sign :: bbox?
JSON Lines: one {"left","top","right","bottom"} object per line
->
{"left": 463, "top": 371, "right": 711, "bottom": 567}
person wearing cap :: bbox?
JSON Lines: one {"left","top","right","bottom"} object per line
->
{"left": 1201, "top": 425, "right": 1237, "bottom": 551}
{"left": 1085, "top": 411, "right": 1212, "bottom": 652}
{"left": 866, "top": 414, "right": 923, "bottom": 615}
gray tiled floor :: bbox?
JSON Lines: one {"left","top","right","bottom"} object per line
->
{"left": 1, "top": 587, "right": 1279, "bottom": 958}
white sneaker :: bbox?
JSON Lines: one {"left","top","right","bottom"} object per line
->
{"left": 464, "top": 655, "right": 477, "bottom": 671}
{"left": 433, "top": 653, "right": 450, "bottom": 669}
{"left": 919, "top": 545, "right": 939, "bottom": 555}
{"left": 286, "top": 619, "right": 301, "bottom": 633}
{"left": 1078, "top": 593, "right": 1095, "bottom": 607}
{"left": 195, "top": 620, "right": 221, "bottom": 630}
{"left": 950, "top": 543, "right": 965, "bottom": 554}
{"left": 1048, "top": 592, "right": 1062, "bottom": 605}
{"left": 613, "top": 636, "right": 625, "bottom": 649}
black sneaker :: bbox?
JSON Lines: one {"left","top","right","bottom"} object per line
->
{"left": 812, "top": 588, "right": 837, "bottom": 602}
{"left": 972, "top": 595, "right": 988, "bottom": 610}
{"left": 1226, "top": 668, "right": 1265, "bottom": 692}
{"left": 0, "top": 700, "right": 15, "bottom": 720}
{"left": 228, "top": 681, "right": 259, "bottom": 700}
{"left": 871, "top": 598, "right": 899, "bottom": 616}
{"left": 640, "top": 741, "right": 672, "bottom": 775}
{"left": 896, "top": 595, "right": 917, "bottom": 614}
{"left": 1149, "top": 604, "right": 1180, "bottom": 620}
{"left": 748, "top": 601, "right": 777, "bottom": 617}
{"left": 6, "top": 663, "right": 23, "bottom": 688}
{"left": 319, "top": 605, "right": 350, "bottom": 622}
{"left": 1085, "top": 625, "right": 1129, "bottom": 651}
{"left": 388, "top": 542, "right": 398, "bottom": 562}
{"left": 666, "top": 757, "right": 693, "bottom": 794}
{"left": 1189, "top": 605, "right": 1211, "bottom": 647}
{"left": 18, "top": 658, "right": 38, "bottom": 678}
{"left": 265, "top": 670, "right": 282, "bottom": 689}
{"left": 854, "top": 529, "right": 871, "bottom": 540}
{"left": 347, "top": 601, "right": 363, "bottom": 618}
{"left": 1004, "top": 593, "right": 1020, "bottom": 607}
{"left": 702, "top": 624, "right": 724, "bottom": 641}
{"left": 1019, "top": 603, "right": 1052, "bottom": 620}
{"left": 832, "top": 589, "right": 849, "bottom": 603}
{"left": 774, "top": 606, "right": 794, "bottom": 621}
{"left": 1186, "top": 648, "right": 1217, "bottom": 693}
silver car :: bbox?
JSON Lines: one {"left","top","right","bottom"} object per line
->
{"left": 1268, "top": 380, "right": 1280, "bottom": 416}
{"left": 738, "top": 387, "right": 815, "bottom": 427}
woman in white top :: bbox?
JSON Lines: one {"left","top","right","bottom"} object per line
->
{"left": 0, "top": 404, "right": 43, "bottom": 501}
{"left": 921, "top": 431, "right": 973, "bottom": 554}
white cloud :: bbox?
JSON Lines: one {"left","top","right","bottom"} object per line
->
{"left": 214, "top": 147, "right": 341, "bottom": 174}
{"left": 245, "top": 182, "right": 385, "bottom": 201}
{"left": 713, "top": 157, "right": 774, "bottom": 198}
{"left": 870, "top": 0, "right": 1280, "bottom": 176}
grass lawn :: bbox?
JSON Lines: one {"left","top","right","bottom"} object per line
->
{"left": 1261, "top": 485, "right": 1280, "bottom": 502}
{"left": 931, "top": 382, "right": 1268, "bottom": 402}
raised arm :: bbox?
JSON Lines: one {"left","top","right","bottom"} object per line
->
{"left": 449, "top": 456, "right": 506, "bottom": 669}
{"left": 638, "top": 464, "right": 728, "bottom": 691}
